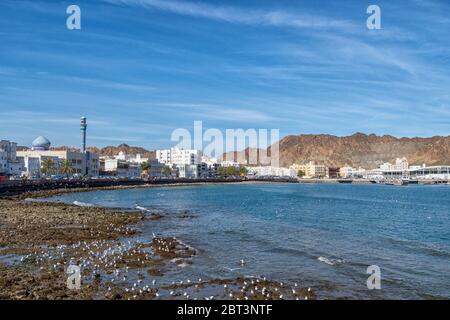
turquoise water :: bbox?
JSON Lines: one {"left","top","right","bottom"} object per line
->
{"left": 48, "top": 183, "right": 450, "bottom": 299}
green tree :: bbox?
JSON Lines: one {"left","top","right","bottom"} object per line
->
{"left": 41, "top": 158, "right": 56, "bottom": 176}
{"left": 217, "top": 166, "right": 226, "bottom": 177}
{"left": 297, "top": 170, "right": 305, "bottom": 178}
{"left": 239, "top": 166, "right": 248, "bottom": 176}
{"left": 140, "top": 161, "right": 150, "bottom": 173}
{"left": 60, "top": 159, "right": 74, "bottom": 178}
{"left": 226, "top": 166, "right": 236, "bottom": 177}
{"left": 161, "top": 166, "right": 172, "bottom": 176}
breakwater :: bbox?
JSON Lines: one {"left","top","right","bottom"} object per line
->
{"left": 0, "top": 177, "right": 298, "bottom": 197}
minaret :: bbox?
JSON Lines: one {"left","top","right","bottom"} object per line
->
{"left": 80, "top": 116, "right": 87, "bottom": 153}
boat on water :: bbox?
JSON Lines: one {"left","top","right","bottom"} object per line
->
{"left": 337, "top": 179, "right": 353, "bottom": 184}
{"left": 394, "top": 179, "right": 409, "bottom": 186}
{"left": 382, "top": 179, "right": 409, "bottom": 186}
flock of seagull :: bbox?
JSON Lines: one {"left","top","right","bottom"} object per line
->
{"left": 18, "top": 234, "right": 313, "bottom": 300}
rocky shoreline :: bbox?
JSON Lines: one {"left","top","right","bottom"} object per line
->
{"left": 0, "top": 185, "right": 316, "bottom": 300}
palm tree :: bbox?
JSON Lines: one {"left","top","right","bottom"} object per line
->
{"left": 140, "top": 161, "right": 150, "bottom": 174}
{"left": 60, "top": 159, "right": 74, "bottom": 178}
{"left": 41, "top": 158, "right": 55, "bottom": 177}
{"left": 239, "top": 166, "right": 248, "bottom": 176}
{"left": 161, "top": 166, "right": 172, "bottom": 177}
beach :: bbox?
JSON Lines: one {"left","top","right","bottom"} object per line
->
{"left": 2, "top": 181, "right": 449, "bottom": 300}
{"left": 0, "top": 185, "right": 315, "bottom": 300}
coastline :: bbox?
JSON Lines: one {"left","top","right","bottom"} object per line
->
{"left": 11, "top": 180, "right": 291, "bottom": 201}
{"left": 0, "top": 184, "right": 316, "bottom": 300}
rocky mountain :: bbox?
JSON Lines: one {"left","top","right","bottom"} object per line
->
{"left": 223, "top": 133, "right": 450, "bottom": 169}
{"left": 86, "top": 144, "right": 155, "bottom": 158}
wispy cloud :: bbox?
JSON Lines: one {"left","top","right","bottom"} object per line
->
{"left": 103, "top": 0, "right": 357, "bottom": 31}
{"left": 0, "top": 67, "right": 157, "bottom": 92}
{"left": 144, "top": 102, "right": 279, "bottom": 123}
{"left": 0, "top": 111, "right": 111, "bottom": 126}
{"left": 89, "top": 135, "right": 145, "bottom": 143}
{"left": 199, "top": 108, "right": 275, "bottom": 123}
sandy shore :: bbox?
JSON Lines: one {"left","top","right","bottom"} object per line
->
{"left": 0, "top": 185, "right": 316, "bottom": 300}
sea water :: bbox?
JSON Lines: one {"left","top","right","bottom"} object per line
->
{"left": 48, "top": 183, "right": 450, "bottom": 299}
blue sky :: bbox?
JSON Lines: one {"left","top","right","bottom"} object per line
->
{"left": 0, "top": 0, "right": 449, "bottom": 150}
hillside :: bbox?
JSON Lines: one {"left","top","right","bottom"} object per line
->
{"left": 86, "top": 144, "right": 155, "bottom": 158}
{"left": 223, "top": 133, "right": 450, "bottom": 169}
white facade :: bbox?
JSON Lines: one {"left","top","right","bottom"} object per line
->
{"left": 0, "top": 140, "right": 17, "bottom": 162}
{"left": 8, "top": 162, "right": 23, "bottom": 176}
{"left": 379, "top": 158, "right": 409, "bottom": 171}
{"left": 156, "top": 148, "right": 201, "bottom": 166}
{"left": 0, "top": 140, "right": 23, "bottom": 176}
{"left": 201, "top": 155, "right": 218, "bottom": 166}
{"left": 0, "top": 150, "right": 6, "bottom": 175}
{"left": 339, "top": 166, "right": 355, "bottom": 178}
{"left": 177, "top": 164, "right": 199, "bottom": 178}
{"left": 248, "top": 166, "right": 295, "bottom": 177}
{"left": 147, "top": 159, "right": 165, "bottom": 178}
{"left": 290, "top": 161, "right": 327, "bottom": 178}
{"left": 156, "top": 149, "right": 172, "bottom": 164}
{"left": 339, "top": 166, "right": 367, "bottom": 178}
{"left": 17, "top": 150, "right": 99, "bottom": 176}
{"left": 18, "top": 155, "right": 60, "bottom": 178}
{"left": 116, "top": 151, "right": 148, "bottom": 164}
{"left": 220, "top": 160, "right": 240, "bottom": 168}
{"left": 102, "top": 158, "right": 141, "bottom": 178}
{"left": 20, "top": 156, "right": 41, "bottom": 178}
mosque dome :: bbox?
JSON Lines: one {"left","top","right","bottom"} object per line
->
{"left": 32, "top": 136, "right": 51, "bottom": 150}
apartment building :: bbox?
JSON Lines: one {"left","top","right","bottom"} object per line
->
{"left": 291, "top": 161, "right": 326, "bottom": 178}
{"left": 16, "top": 136, "right": 99, "bottom": 177}
{"left": 0, "top": 139, "right": 23, "bottom": 176}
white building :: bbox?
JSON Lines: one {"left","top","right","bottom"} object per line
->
{"left": 19, "top": 155, "right": 61, "bottom": 178}
{"left": 17, "top": 136, "right": 99, "bottom": 177}
{"left": 156, "top": 148, "right": 202, "bottom": 166}
{"left": 219, "top": 160, "right": 240, "bottom": 168}
{"left": 290, "top": 161, "right": 327, "bottom": 178}
{"left": 201, "top": 155, "right": 218, "bottom": 166}
{"left": 0, "top": 150, "right": 7, "bottom": 175}
{"left": 177, "top": 164, "right": 199, "bottom": 178}
{"left": 379, "top": 158, "right": 409, "bottom": 171}
{"left": 20, "top": 156, "right": 41, "bottom": 178}
{"left": 248, "top": 166, "right": 295, "bottom": 178}
{"left": 0, "top": 139, "right": 23, "bottom": 176}
{"left": 146, "top": 159, "right": 166, "bottom": 178}
{"left": 156, "top": 149, "right": 172, "bottom": 164}
{"left": 339, "top": 166, "right": 368, "bottom": 179}
{"left": 101, "top": 151, "right": 169, "bottom": 178}
{"left": 116, "top": 151, "right": 148, "bottom": 164}
{"left": 101, "top": 157, "right": 141, "bottom": 178}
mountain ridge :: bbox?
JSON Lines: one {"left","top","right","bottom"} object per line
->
{"left": 17, "top": 133, "right": 450, "bottom": 169}
{"left": 222, "top": 133, "right": 450, "bottom": 169}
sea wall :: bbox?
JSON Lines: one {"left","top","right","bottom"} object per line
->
{"left": 0, "top": 177, "right": 297, "bottom": 197}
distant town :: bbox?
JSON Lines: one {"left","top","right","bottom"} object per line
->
{"left": 1, "top": 117, "right": 450, "bottom": 184}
